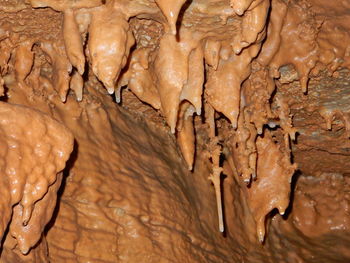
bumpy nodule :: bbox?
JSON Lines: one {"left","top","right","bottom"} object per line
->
{"left": 0, "top": 102, "right": 73, "bottom": 254}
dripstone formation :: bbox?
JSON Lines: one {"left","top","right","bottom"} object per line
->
{"left": 0, "top": 0, "right": 349, "bottom": 262}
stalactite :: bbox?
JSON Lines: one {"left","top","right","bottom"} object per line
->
{"left": 70, "top": 70, "right": 84, "bottom": 102}
{"left": 117, "top": 47, "right": 161, "bottom": 109}
{"left": 230, "top": 0, "right": 255, "bottom": 16}
{"left": 248, "top": 132, "right": 297, "bottom": 242}
{"left": 180, "top": 46, "right": 204, "bottom": 115}
{"left": 275, "top": 94, "right": 297, "bottom": 155}
{"left": 242, "top": 64, "right": 275, "bottom": 135}
{"left": 206, "top": 43, "right": 261, "bottom": 129}
{"left": 257, "top": 0, "right": 287, "bottom": 67}
{"left": 177, "top": 102, "right": 196, "bottom": 170}
{"left": 205, "top": 102, "right": 216, "bottom": 139}
{"left": 230, "top": 112, "right": 257, "bottom": 184}
{"left": 0, "top": 38, "right": 13, "bottom": 76}
{"left": 154, "top": 33, "right": 187, "bottom": 133}
{"left": 63, "top": 8, "right": 85, "bottom": 75}
{"left": 40, "top": 41, "right": 72, "bottom": 102}
{"left": 235, "top": 0, "right": 270, "bottom": 53}
{"left": 88, "top": 3, "right": 135, "bottom": 95}
{"left": 153, "top": 29, "right": 200, "bottom": 133}
{"left": 14, "top": 40, "right": 34, "bottom": 86}
{"left": 204, "top": 39, "right": 221, "bottom": 71}
{"left": 267, "top": 1, "right": 321, "bottom": 93}
{"left": 154, "top": 0, "right": 187, "bottom": 35}
{"left": 319, "top": 108, "right": 350, "bottom": 137}
{"left": 208, "top": 141, "right": 224, "bottom": 233}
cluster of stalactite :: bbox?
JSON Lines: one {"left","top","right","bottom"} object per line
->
{"left": 0, "top": 0, "right": 349, "bottom": 244}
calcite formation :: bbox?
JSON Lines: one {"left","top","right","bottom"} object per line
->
{"left": 0, "top": 102, "right": 73, "bottom": 261}
{"left": 0, "top": 0, "right": 349, "bottom": 262}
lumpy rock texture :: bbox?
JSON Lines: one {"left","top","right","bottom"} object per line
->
{"left": 0, "top": 101, "right": 73, "bottom": 261}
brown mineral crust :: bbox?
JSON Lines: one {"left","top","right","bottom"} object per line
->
{"left": 24, "top": 86, "right": 238, "bottom": 263}
{"left": 265, "top": 173, "right": 350, "bottom": 263}
{"left": 0, "top": 5, "right": 62, "bottom": 42}
{"left": 0, "top": 0, "right": 349, "bottom": 262}
{"left": 28, "top": 0, "right": 103, "bottom": 11}
{"left": 0, "top": 101, "right": 73, "bottom": 260}
{"left": 277, "top": 68, "right": 350, "bottom": 175}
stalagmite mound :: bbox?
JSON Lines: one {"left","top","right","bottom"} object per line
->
{"left": 0, "top": 0, "right": 349, "bottom": 262}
